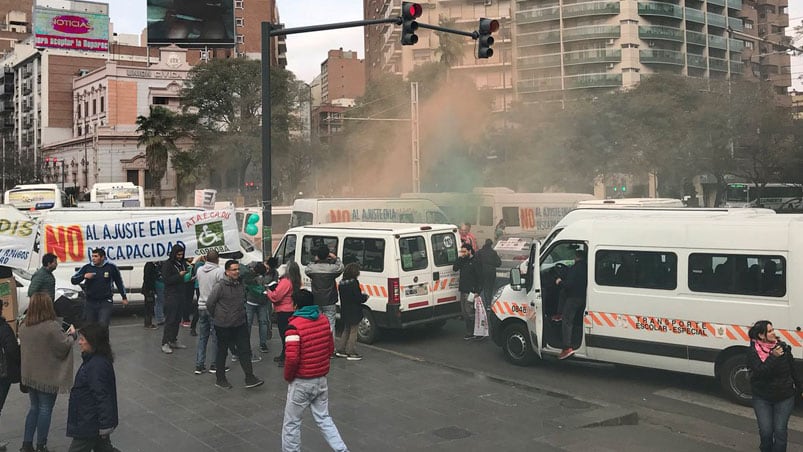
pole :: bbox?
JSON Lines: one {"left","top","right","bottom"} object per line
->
{"left": 410, "top": 82, "right": 420, "bottom": 193}
{"left": 260, "top": 22, "right": 273, "bottom": 259}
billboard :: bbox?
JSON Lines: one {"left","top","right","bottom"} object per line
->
{"left": 147, "top": 0, "right": 236, "bottom": 47}
{"left": 34, "top": 7, "right": 110, "bottom": 52}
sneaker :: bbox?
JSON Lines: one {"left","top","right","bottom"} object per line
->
{"left": 244, "top": 376, "right": 264, "bottom": 389}
{"left": 169, "top": 341, "right": 187, "bottom": 349}
{"left": 550, "top": 314, "right": 563, "bottom": 322}
{"left": 346, "top": 354, "right": 363, "bottom": 361}
{"left": 558, "top": 348, "right": 575, "bottom": 360}
{"left": 251, "top": 355, "right": 263, "bottom": 363}
{"left": 463, "top": 334, "right": 475, "bottom": 341}
{"left": 473, "top": 335, "right": 488, "bottom": 342}
{"left": 194, "top": 365, "right": 206, "bottom": 375}
{"left": 259, "top": 345, "right": 269, "bottom": 353}
{"left": 161, "top": 344, "right": 173, "bottom": 354}
{"left": 208, "top": 366, "right": 230, "bottom": 374}
{"left": 144, "top": 324, "right": 158, "bottom": 330}
{"left": 215, "top": 379, "right": 233, "bottom": 389}
{"left": 180, "top": 321, "right": 191, "bottom": 328}
{"left": 335, "top": 351, "right": 348, "bottom": 358}
{"left": 0, "top": 440, "right": 8, "bottom": 451}
{"left": 35, "top": 446, "right": 50, "bottom": 452}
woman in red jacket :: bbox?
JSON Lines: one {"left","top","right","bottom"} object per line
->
{"left": 269, "top": 261, "right": 301, "bottom": 367}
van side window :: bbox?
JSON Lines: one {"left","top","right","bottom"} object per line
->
{"left": 236, "top": 212, "right": 245, "bottom": 229}
{"left": 399, "top": 236, "right": 428, "bottom": 271}
{"left": 502, "top": 207, "right": 520, "bottom": 227}
{"left": 595, "top": 250, "right": 677, "bottom": 290}
{"left": 478, "top": 206, "right": 493, "bottom": 226}
{"left": 343, "top": 238, "right": 385, "bottom": 273}
{"left": 275, "top": 234, "right": 296, "bottom": 266}
{"left": 431, "top": 233, "right": 458, "bottom": 267}
{"left": 291, "top": 211, "right": 313, "bottom": 228}
{"left": 688, "top": 253, "right": 786, "bottom": 297}
{"left": 301, "top": 236, "right": 338, "bottom": 265}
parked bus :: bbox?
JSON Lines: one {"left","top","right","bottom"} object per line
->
{"left": 89, "top": 182, "right": 145, "bottom": 207}
{"left": 3, "top": 184, "right": 71, "bottom": 211}
{"left": 720, "top": 183, "right": 803, "bottom": 210}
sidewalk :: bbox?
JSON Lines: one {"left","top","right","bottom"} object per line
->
{"left": 0, "top": 319, "right": 747, "bottom": 451}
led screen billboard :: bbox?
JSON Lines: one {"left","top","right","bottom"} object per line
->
{"left": 34, "top": 7, "right": 110, "bottom": 52}
{"left": 147, "top": 0, "right": 236, "bottom": 47}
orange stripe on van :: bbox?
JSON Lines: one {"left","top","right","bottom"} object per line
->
{"left": 380, "top": 286, "right": 388, "bottom": 298}
{"left": 589, "top": 312, "right": 603, "bottom": 326}
{"left": 780, "top": 330, "right": 801, "bottom": 347}
{"left": 599, "top": 312, "right": 615, "bottom": 328}
{"left": 732, "top": 325, "right": 750, "bottom": 342}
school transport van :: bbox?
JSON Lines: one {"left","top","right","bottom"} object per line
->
{"left": 490, "top": 212, "right": 802, "bottom": 405}
{"left": 273, "top": 223, "right": 462, "bottom": 343}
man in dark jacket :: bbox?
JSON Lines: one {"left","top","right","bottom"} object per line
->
{"left": 71, "top": 248, "right": 127, "bottom": 328}
{"left": 453, "top": 244, "right": 481, "bottom": 341}
{"left": 304, "top": 246, "right": 344, "bottom": 341}
{"left": 556, "top": 249, "right": 588, "bottom": 360}
{"left": 142, "top": 261, "right": 160, "bottom": 330}
{"left": 475, "top": 239, "right": 501, "bottom": 310}
{"left": 28, "top": 253, "right": 58, "bottom": 302}
{"left": 0, "top": 314, "right": 20, "bottom": 450}
{"left": 282, "top": 289, "right": 347, "bottom": 452}
{"left": 160, "top": 245, "right": 189, "bottom": 354}
{"left": 206, "top": 260, "right": 263, "bottom": 390}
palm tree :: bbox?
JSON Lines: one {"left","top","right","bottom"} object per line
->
{"left": 435, "top": 15, "right": 462, "bottom": 68}
{"left": 136, "top": 106, "right": 180, "bottom": 205}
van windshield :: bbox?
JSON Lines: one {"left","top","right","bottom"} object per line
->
{"left": 290, "top": 211, "right": 313, "bottom": 227}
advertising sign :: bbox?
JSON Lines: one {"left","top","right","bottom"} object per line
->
{"left": 42, "top": 209, "right": 239, "bottom": 264}
{"left": 194, "top": 189, "right": 217, "bottom": 209}
{"left": 147, "top": 0, "right": 235, "bottom": 47}
{"left": 34, "top": 7, "right": 110, "bottom": 52}
{"left": 6, "top": 189, "right": 57, "bottom": 210}
{"left": 0, "top": 207, "right": 37, "bottom": 269}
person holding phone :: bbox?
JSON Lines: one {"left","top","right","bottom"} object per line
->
{"left": 160, "top": 245, "right": 189, "bottom": 354}
{"left": 71, "top": 249, "right": 127, "bottom": 328}
{"left": 747, "top": 320, "right": 802, "bottom": 452}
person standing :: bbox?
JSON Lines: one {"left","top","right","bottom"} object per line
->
{"left": 189, "top": 257, "right": 203, "bottom": 336}
{"left": 180, "top": 257, "right": 197, "bottom": 329}
{"left": 335, "top": 263, "right": 367, "bottom": 361}
{"left": 453, "top": 244, "right": 481, "bottom": 341}
{"left": 70, "top": 249, "right": 128, "bottom": 328}
{"left": 269, "top": 261, "right": 301, "bottom": 368}
{"left": 194, "top": 251, "right": 225, "bottom": 374}
{"left": 282, "top": 289, "right": 348, "bottom": 452}
{"left": 494, "top": 219, "right": 506, "bottom": 242}
{"left": 747, "top": 320, "right": 802, "bottom": 452}
{"left": 459, "top": 222, "right": 478, "bottom": 253}
{"left": 241, "top": 262, "right": 270, "bottom": 360}
{"left": 206, "top": 260, "right": 264, "bottom": 390}
{"left": 556, "top": 250, "right": 588, "bottom": 360}
{"left": 305, "top": 246, "right": 344, "bottom": 344}
{"left": 0, "top": 314, "right": 21, "bottom": 452}
{"left": 18, "top": 293, "right": 76, "bottom": 452}
{"left": 160, "top": 245, "right": 189, "bottom": 354}
{"left": 66, "top": 323, "right": 119, "bottom": 452}
{"left": 475, "top": 238, "right": 501, "bottom": 310}
{"left": 142, "top": 261, "right": 160, "bottom": 330}
{"left": 27, "top": 253, "right": 58, "bottom": 302}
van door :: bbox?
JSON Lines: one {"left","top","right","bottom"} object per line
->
{"left": 397, "top": 234, "right": 434, "bottom": 321}
{"left": 525, "top": 241, "right": 543, "bottom": 358}
{"left": 429, "top": 230, "right": 460, "bottom": 313}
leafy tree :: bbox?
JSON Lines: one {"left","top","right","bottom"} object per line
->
{"left": 136, "top": 106, "right": 182, "bottom": 204}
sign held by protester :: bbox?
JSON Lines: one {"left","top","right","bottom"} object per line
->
{"left": 0, "top": 207, "right": 37, "bottom": 269}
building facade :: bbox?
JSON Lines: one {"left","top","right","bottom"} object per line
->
{"left": 321, "top": 48, "right": 365, "bottom": 103}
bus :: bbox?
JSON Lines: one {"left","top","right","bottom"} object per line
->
{"left": 720, "top": 183, "right": 803, "bottom": 210}
{"left": 89, "top": 182, "right": 145, "bottom": 207}
{"left": 3, "top": 184, "right": 70, "bottom": 211}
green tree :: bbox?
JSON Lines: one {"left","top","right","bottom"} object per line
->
{"left": 435, "top": 15, "right": 462, "bottom": 67}
{"left": 136, "top": 106, "right": 182, "bottom": 205}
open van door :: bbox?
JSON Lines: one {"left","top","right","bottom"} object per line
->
{"left": 524, "top": 241, "right": 542, "bottom": 358}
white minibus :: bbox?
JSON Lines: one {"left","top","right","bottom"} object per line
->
{"left": 491, "top": 213, "right": 803, "bottom": 405}
{"left": 89, "top": 182, "right": 145, "bottom": 207}
{"left": 290, "top": 198, "right": 450, "bottom": 228}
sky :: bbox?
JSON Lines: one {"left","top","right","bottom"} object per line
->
{"left": 106, "top": 1, "right": 800, "bottom": 88}
{"left": 104, "top": 0, "right": 364, "bottom": 83}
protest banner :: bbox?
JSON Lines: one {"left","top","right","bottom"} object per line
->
{"left": 42, "top": 209, "right": 240, "bottom": 264}
{"left": 0, "top": 206, "right": 37, "bottom": 269}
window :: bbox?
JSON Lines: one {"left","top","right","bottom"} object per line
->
{"left": 432, "top": 233, "right": 458, "bottom": 267}
{"left": 688, "top": 253, "right": 785, "bottom": 297}
{"left": 100, "top": 96, "right": 104, "bottom": 113}
{"left": 502, "top": 207, "right": 520, "bottom": 227}
{"left": 236, "top": 35, "right": 244, "bottom": 44}
{"left": 92, "top": 99, "right": 96, "bottom": 115}
{"left": 152, "top": 97, "right": 169, "bottom": 105}
{"left": 301, "top": 236, "right": 338, "bottom": 265}
{"left": 595, "top": 250, "right": 677, "bottom": 290}
{"left": 343, "top": 238, "right": 385, "bottom": 272}
{"left": 744, "top": 21, "right": 753, "bottom": 30}
{"left": 478, "top": 206, "right": 493, "bottom": 226}
{"left": 275, "top": 234, "right": 297, "bottom": 266}
{"left": 126, "top": 170, "right": 138, "bottom": 184}
{"left": 234, "top": 0, "right": 243, "bottom": 8}
{"left": 399, "top": 236, "right": 428, "bottom": 271}
{"left": 236, "top": 17, "right": 244, "bottom": 27}
{"left": 745, "top": 41, "right": 754, "bottom": 49}
{"left": 290, "top": 211, "right": 313, "bottom": 227}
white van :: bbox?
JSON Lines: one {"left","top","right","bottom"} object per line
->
{"left": 236, "top": 206, "right": 292, "bottom": 251}
{"left": 491, "top": 213, "right": 802, "bottom": 405}
{"left": 576, "top": 198, "right": 684, "bottom": 208}
{"left": 89, "top": 182, "right": 145, "bottom": 207}
{"left": 273, "top": 223, "right": 462, "bottom": 343}
{"left": 402, "top": 187, "right": 595, "bottom": 243}
{"left": 290, "top": 198, "right": 450, "bottom": 229}
{"left": 4, "top": 184, "right": 71, "bottom": 211}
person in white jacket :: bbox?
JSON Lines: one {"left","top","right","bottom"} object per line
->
{"left": 193, "top": 251, "right": 225, "bottom": 374}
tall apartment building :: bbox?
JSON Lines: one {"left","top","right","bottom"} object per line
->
{"left": 364, "top": 0, "right": 514, "bottom": 112}
{"left": 321, "top": 48, "right": 365, "bottom": 103}
{"left": 512, "top": 0, "right": 791, "bottom": 104}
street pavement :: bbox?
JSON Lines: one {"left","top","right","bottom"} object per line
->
{"left": 0, "top": 312, "right": 800, "bottom": 451}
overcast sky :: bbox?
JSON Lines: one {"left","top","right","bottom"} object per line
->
{"left": 106, "top": 0, "right": 800, "bottom": 88}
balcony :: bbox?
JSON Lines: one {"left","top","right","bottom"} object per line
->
{"left": 518, "top": 53, "right": 562, "bottom": 69}
{"left": 707, "top": 0, "right": 725, "bottom": 6}
{"left": 518, "top": 30, "right": 562, "bottom": 46}
{"left": 563, "top": 48, "right": 622, "bottom": 65}
{"left": 638, "top": 2, "right": 683, "bottom": 20}
{"left": 640, "top": 49, "right": 685, "bottom": 65}
{"left": 562, "top": 25, "right": 620, "bottom": 42}
{"left": 708, "top": 35, "right": 728, "bottom": 49}
{"left": 709, "top": 57, "right": 729, "bottom": 72}
{"left": 516, "top": 6, "right": 560, "bottom": 24}
{"left": 562, "top": 1, "right": 620, "bottom": 19}
{"left": 729, "top": 39, "right": 744, "bottom": 52}
{"left": 565, "top": 73, "right": 623, "bottom": 90}
{"left": 517, "top": 76, "right": 563, "bottom": 93}
{"left": 687, "top": 54, "right": 708, "bottom": 69}
{"left": 730, "top": 60, "right": 743, "bottom": 74}
{"left": 685, "top": 7, "right": 705, "bottom": 23}
{"left": 707, "top": 13, "right": 727, "bottom": 28}
{"left": 727, "top": 0, "right": 742, "bottom": 9}
{"left": 639, "top": 25, "right": 684, "bottom": 43}
{"left": 728, "top": 17, "right": 743, "bottom": 31}
{"left": 686, "top": 30, "right": 707, "bottom": 46}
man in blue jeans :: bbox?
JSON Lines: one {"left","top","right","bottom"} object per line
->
{"left": 242, "top": 262, "right": 270, "bottom": 361}
{"left": 194, "top": 251, "right": 225, "bottom": 374}
{"left": 71, "top": 248, "right": 127, "bottom": 327}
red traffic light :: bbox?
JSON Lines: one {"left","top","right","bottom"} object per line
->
{"left": 403, "top": 2, "right": 422, "bottom": 20}
{"left": 479, "top": 18, "right": 499, "bottom": 34}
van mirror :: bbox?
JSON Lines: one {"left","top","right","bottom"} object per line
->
{"left": 510, "top": 267, "right": 522, "bottom": 291}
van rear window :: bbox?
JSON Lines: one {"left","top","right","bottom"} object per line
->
{"left": 432, "top": 233, "right": 457, "bottom": 267}
{"left": 291, "top": 211, "right": 313, "bottom": 227}
{"left": 502, "top": 207, "right": 520, "bottom": 227}
{"left": 399, "top": 236, "right": 428, "bottom": 271}
{"left": 688, "top": 253, "right": 786, "bottom": 297}
{"left": 343, "top": 238, "right": 385, "bottom": 273}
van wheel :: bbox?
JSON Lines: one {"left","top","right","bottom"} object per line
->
{"left": 719, "top": 354, "right": 752, "bottom": 406}
{"left": 357, "top": 309, "right": 380, "bottom": 344}
{"left": 502, "top": 323, "right": 537, "bottom": 366}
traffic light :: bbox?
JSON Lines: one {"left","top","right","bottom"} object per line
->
{"left": 401, "top": 2, "right": 422, "bottom": 46}
{"left": 477, "top": 18, "right": 499, "bottom": 59}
